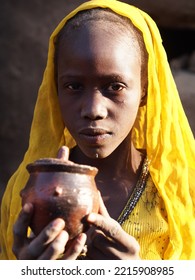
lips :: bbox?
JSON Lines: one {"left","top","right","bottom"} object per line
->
{"left": 78, "top": 127, "right": 111, "bottom": 144}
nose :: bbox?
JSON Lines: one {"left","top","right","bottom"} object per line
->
{"left": 81, "top": 90, "right": 107, "bottom": 120}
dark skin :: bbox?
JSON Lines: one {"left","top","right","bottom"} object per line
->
{"left": 13, "top": 21, "right": 145, "bottom": 260}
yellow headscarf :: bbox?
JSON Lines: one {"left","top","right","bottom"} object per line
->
{"left": 1, "top": 0, "right": 195, "bottom": 260}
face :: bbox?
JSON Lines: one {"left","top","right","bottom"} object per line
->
{"left": 57, "top": 22, "right": 142, "bottom": 159}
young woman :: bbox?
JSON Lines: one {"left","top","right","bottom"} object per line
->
{"left": 0, "top": 0, "right": 195, "bottom": 260}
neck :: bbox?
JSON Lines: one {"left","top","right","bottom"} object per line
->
{"left": 70, "top": 137, "right": 145, "bottom": 182}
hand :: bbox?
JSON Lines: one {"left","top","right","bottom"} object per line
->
{"left": 12, "top": 203, "right": 87, "bottom": 260}
{"left": 86, "top": 194, "right": 140, "bottom": 260}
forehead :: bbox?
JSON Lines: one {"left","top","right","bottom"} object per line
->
{"left": 57, "top": 20, "right": 141, "bottom": 61}
{"left": 56, "top": 22, "right": 141, "bottom": 82}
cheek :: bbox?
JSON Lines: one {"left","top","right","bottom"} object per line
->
{"left": 115, "top": 95, "right": 141, "bottom": 131}
{"left": 58, "top": 96, "right": 74, "bottom": 125}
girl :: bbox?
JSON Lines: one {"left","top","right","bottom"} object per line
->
{"left": 1, "top": 0, "right": 195, "bottom": 260}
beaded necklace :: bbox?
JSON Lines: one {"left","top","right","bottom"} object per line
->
{"left": 117, "top": 158, "right": 150, "bottom": 225}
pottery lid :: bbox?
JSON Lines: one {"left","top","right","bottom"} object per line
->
{"left": 26, "top": 158, "right": 98, "bottom": 176}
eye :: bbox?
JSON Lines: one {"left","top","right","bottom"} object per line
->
{"left": 64, "top": 82, "right": 83, "bottom": 91}
{"left": 106, "top": 82, "right": 126, "bottom": 92}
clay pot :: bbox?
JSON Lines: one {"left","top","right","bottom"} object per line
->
{"left": 20, "top": 157, "right": 99, "bottom": 239}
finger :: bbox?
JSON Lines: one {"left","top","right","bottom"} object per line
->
{"left": 57, "top": 146, "right": 69, "bottom": 161}
{"left": 13, "top": 203, "right": 33, "bottom": 237}
{"left": 61, "top": 233, "right": 87, "bottom": 260}
{"left": 88, "top": 214, "right": 139, "bottom": 254}
{"left": 13, "top": 203, "right": 33, "bottom": 255}
{"left": 24, "top": 218, "right": 66, "bottom": 259}
{"left": 87, "top": 231, "right": 119, "bottom": 260}
{"left": 89, "top": 230, "right": 140, "bottom": 259}
{"left": 98, "top": 191, "right": 110, "bottom": 218}
{"left": 38, "top": 230, "right": 69, "bottom": 260}
{"left": 87, "top": 213, "right": 124, "bottom": 241}
{"left": 87, "top": 241, "right": 108, "bottom": 260}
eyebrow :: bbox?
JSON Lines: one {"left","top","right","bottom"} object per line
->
{"left": 58, "top": 73, "right": 129, "bottom": 82}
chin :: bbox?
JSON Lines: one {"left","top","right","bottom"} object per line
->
{"left": 82, "top": 146, "right": 114, "bottom": 160}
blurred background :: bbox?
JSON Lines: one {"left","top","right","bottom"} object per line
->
{"left": 0, "top": 0, "right": 195, "bottom": 202}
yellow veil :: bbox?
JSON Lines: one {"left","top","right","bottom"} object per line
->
{"left": 1, "top": 0, "right": 195, "bottom": 260}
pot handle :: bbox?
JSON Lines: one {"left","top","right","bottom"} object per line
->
{"left": 57, "top": 146, "right": 70, "bottom": 161}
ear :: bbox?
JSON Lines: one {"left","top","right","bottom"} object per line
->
{"left": 140, "top": 86, "right": 147, "bottom": 107}
{"left": 140, "top": 93, "right": 147, "bottom": 107}
{"left": 140, "top": 77, "right": 148, "bottom": 107}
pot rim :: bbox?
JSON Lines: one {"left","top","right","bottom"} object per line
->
{"left": 26, "top": 158, "right": 98, "bottom": 175}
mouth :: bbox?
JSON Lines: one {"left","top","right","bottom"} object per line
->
{"left": 78, "top": 127, "right": 112, "bottom": 145}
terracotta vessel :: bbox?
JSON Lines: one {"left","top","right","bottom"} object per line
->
{"left": 20, "top": 155, "right": 99, "bottom": 239}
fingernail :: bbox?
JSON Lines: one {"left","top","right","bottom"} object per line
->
{"left": 52, "top": 218, "right": 65, "bottom": 229}
{"left": 77, "top": 233, "right": 87, "bottom": 244}
{"left": 87, "top": 213, "right": 96, "bottom": 222}
{"left": 23, "top": 203, "right": 33, "bottom": 213}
